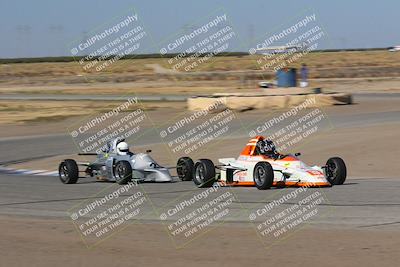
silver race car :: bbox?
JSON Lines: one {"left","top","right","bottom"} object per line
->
{"left": 58, "top": 138, "right": 195, "bottom": 184}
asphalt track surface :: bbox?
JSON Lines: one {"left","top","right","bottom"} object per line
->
{"left": 0, "top": 93, "right": 399, "bottom": 164}
{"left": 0, "top": 173, "right": 399, "bottom": 230}
{"left": 0, "top": 94, "right": 399, "bottom": 229}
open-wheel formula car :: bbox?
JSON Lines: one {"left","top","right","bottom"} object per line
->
{"left": 58, "top": 138, "right": 195, "bottom": 184}
{"left": 191, "top": 136, "right": 347, "bottom": 190}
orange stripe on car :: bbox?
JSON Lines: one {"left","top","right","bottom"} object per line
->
{"left": 219, "top": 181, "right": 331, "bottom": 187}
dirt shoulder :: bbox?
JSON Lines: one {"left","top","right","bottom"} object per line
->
{"left": 0, "top": 215, "right": 398, "bottom": 267}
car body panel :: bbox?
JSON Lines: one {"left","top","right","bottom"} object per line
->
{"left": 81, "top": 138, "right": 173, "bottom": 182}
{"left": 218, "top": 136, "right": 331, "bottom": 187}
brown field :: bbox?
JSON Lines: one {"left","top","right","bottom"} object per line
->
{"left": 0, "top": 100, "right": 186, "bottom": 124}
{"left": 1, "top": 51, "right": 400, "bottom": 87}
{"left": 1, "top": 50, "right": 400, "bottom": 124}
{"left": 2, "top": 51, "right": 400, "bottom": 77}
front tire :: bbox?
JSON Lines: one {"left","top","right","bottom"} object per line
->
{"left": 114, "top": 161, "right": 132, "bottom": 185}
{"left": 325, "top": 157, "right": 347, "bottom": 185}
{"left": 59, "top": 159, "right": 79, "bottom": 184}
{"left": 193, "top": 159, "right": 215, "bottom": 188}
{"left": 253, "top": 162, "right": 274, "bottom": 190}
{"left": 177, "top": 157, "right": 194, "bottom": 181}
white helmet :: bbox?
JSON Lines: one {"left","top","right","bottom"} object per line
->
{"left": 116, "top": 142, "right": 129, "bottom": 155}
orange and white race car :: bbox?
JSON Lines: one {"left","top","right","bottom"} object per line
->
{"left": 192, "top": 136, "right": 347, "bottom": 190}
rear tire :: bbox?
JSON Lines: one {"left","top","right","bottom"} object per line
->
{"left": 325, "top": 157, "right": 347, "bottom": 185}
{"left": 193, "top": 159, "right": 216, "bottom": 188}
{"left": 253, "top": 162, "right": 274, "bottom": 190}
{"left": 114, "top": 161, "right": 132, "bottom": 185}
{"left": 177, "top": 157, "right": 194, "bottom": 181}
{"left": 59, "top": 159, "right": 79, "bottom": 184}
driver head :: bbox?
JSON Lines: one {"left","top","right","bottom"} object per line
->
{"left": 264, "top": 139, "right": 276, "bottom": 152}
{"left": 257, "top": 139, "right": 276, "bottom": 154}
{"left": 116, "top": 142, "right": 129, "bottom": 155}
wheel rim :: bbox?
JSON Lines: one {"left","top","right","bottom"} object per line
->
{"left": 195, "top": 164, "right": 205, "bottom": 182}
{"left": 116, "top": 164, "right": 127, "bottom": 180}
{"left": 177, "top": 161, "right": 187, "bottom": 178}
{"left": 326, "top": 161, "right": 337, "bottom": 179}
{"left": 60, "top": 164, "right": 68, "bottom": 181}
{"left": 254, "top": 166, "right": 266, "bottom": 185}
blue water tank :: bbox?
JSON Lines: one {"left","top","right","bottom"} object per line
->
{"left": 276, "top": 68, "right": 297, "bottom": 87}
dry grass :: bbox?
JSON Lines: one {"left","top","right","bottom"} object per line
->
{"left": 0, "top": 83, "right": 234, "bottom": 95}
{"left": 0, "top": 100, "right": 185, "bottom": 124}
{"left": 2, "top": 51, "right": 400, "bottom": 78}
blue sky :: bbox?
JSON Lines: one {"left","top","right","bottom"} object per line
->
{"left": 0, "top": 0, "right": 398, "bottom": 58}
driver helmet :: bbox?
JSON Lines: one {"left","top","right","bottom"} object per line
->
{"left": 258, "top": 139, "right": 276, "bottom": 154}
{"left": 264, "top": 139, "right": 276, "bottom": 153}
{"left": 116, "top": 142, "right": 130, "bottom": 155}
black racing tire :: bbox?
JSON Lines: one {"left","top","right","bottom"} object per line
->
{"left": 177, "top": 157, "right": 194, "bottom": 181}
{"left": 59, "top": 159, "right": 79, "bottom": 184}
{"left": 193, "top": 159, "right": 216, "bottom": 188}
{"left": 253, "top": 162, "right": 274, "bottom": 190}
{"left": 325, "top": 157, "right": 347, "bottom": 185}
{"left": 114, "top": 160, "right": 133, "bottom": 185}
